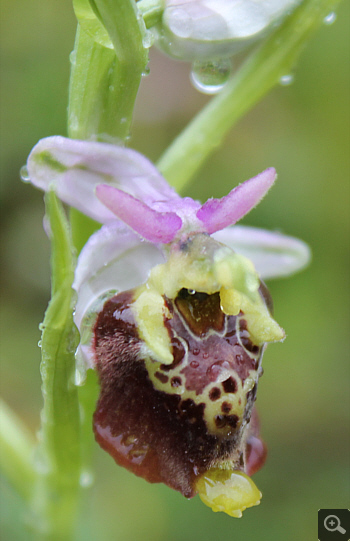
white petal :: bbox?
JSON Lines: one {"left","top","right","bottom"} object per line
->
{"left": 73, "top": 222, "right": 165, "bottom": 367}
{"left": 212, "top": 225, "right": 311, "bottom": 279}
{"left": 73, "top": 222, "right": 165, "bottom": 328}
{"left": 27, "top": 136, "right": 180, "bottom": 223}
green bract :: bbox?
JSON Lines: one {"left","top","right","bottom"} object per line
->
{"left": 73, "top": 0, "right": 155, "bottom": 50}
{"left": 73, "top": 0, "right": 113, "bottom": 48}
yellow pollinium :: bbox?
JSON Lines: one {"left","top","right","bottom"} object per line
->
{"left": 196, "top": 468, "right": 262, "bottom": 518}
{"left": 220, "top": 286, "right": 284, "bottom": 344}
{"left": 132, "top": 288, "right": 173, "bottom": 364}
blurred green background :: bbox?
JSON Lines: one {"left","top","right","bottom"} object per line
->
{"left": 1, "top": 1, "right": 349, "bottom": 540}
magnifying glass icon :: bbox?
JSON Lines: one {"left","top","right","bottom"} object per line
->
{"left": 324, "top": 515, "right": 346, "bottom": 534}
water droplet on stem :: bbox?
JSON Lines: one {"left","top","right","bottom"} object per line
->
{"left": 279, "top": 74, "right": 294, "bottom": 86}
{"left": 75, "top": 362, "right": 87, "bottom": 387}
{"left": 20, "top": 165, "right": 30, "bottom": 182}
{"left": 142, "top": 31, "right": 154, "bottom": 49}
{"left": 80, "top": 470, "right": 94, "bottom": 488}
{"left": 69, "top": 50, "right": 76, "bottom": 65}
{"left": 190, "top": 59, "right": 232, "bottom": 95}
{"left": 323, "top": 12, "right": 337, "bottom": 25}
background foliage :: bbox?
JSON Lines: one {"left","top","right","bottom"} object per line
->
{"left": 1, "top": 1, "right": 349, "bottom": 539}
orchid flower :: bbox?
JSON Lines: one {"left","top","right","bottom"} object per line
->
{"left": 26, "top": 135, "right": 310, "bottom": 518}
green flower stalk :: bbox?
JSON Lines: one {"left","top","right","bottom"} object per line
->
{"left": 31, "top": 192, "right": 81, "bottom": 540}
{"left": 69, "top": 0, "right": 149, "bottom": 141}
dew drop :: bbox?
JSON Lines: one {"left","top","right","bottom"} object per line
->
{"left": 279, "top": 74, "right": 294, "bottom": 86}
{"left": 38, "top": 322, "right": 45, "bottom": 332}
{"left": 323, "top": 12, "right": 337, "bottom": 25}
{"left": 190, "top": 59, "right": 232, "bottom": 95}
{"left": 142, "top": 30, "right": 154, "bottom": 49}
{"left": 80, "top": 470, "right": 94, "bottom": 488}
{"left": 75, "top": 360, "right": 87, "bottom": 387}
{"left": 33, "top": 452, "right": 50, "bottom": 474}
{"left": 20, "top": 165, "right": 30, "bottom": 182}
{"left": 188, "top": 289, "right": 196, "bottom": 295}
{"left": 37, "top": 340, "right": 42, "bottom": 348}
{"left": 69, "top": 50, "right": 76, "bottom": 65}
{"left": 142, "top": 66, "right": 150, "bottom": 77}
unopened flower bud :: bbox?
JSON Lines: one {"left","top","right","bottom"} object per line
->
{"left": 154, "top": 0, "right": 301, "bottom": 61}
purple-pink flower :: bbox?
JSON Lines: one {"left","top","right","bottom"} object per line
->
{"left": 26, "top": 135, "right": 310, "bottom": 517}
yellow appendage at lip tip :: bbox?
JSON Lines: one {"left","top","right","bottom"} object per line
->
{"left": 196, "top": 468, "right": 262, "bottom": 518}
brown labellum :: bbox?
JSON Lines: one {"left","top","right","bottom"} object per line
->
{"left": 93, "top": 287, "right": 268, "bottom": 498}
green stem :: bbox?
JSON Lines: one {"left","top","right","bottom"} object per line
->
{"left": 68, "top": 24, "right": 130, "bottom": 141}
{"left": 69, "top": 0, "right": 148, "bottom": 142}
{"left": 0, "top": 399, "right": 35, "bottom": 502}
{"left": 68, "top": 1, "right": 149, "bottom": 248}
{"left": 138, "top": 0, "right": 164, "bottom": 28}
{"left": 31, "top": 192, "right": 81, "bottom": 541}
{"left": 157, "top": 0, "right": 342, "bottom": 191}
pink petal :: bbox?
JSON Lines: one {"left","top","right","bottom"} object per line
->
{"left": 96, "top": 184, "right": 182, "bottom": 243}
{"left": 196, "top": 168, "right": 276, "bottom": 234}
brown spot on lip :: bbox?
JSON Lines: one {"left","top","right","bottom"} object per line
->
{"left": 214, "top": 414, "right": 239, "bottom": 430}
{"left": 215, "top": 415, "right": 227, "bottom": 429}
{"left": 222, "top": 377, "right": 237, "bottom": 393}
{"left": 155, "top": 372, "right": 169, "bottom": 384}
{"left": 209, "top": 387, "right": 221, "bottom": 401}
{"left": 239, "top": 319, "right": 248, "bottom": 332}
{"left": 221, "top": 401, "right": 232, "bottom": 413}
{"left": 171, "top": 376, "right": 182, "bottom": 388}
{"left": 227, "top": 414, "right": 239, "bottom": 428}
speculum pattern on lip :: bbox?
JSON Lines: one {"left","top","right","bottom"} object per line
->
{"left": 93, "top": 287, "right": 267, "bottom": 498}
